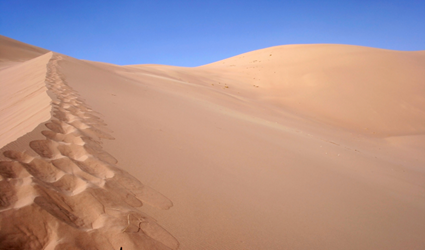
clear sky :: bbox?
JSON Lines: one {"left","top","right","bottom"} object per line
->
{"left": 1, "top": 0, "right": 424, "bottom": 66}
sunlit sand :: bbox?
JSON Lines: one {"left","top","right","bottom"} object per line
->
{"left": 1, "top": 35, "right": 424, "bottom": 249}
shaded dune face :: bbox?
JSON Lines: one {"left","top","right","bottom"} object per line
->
{"left": 0, "top": 52, "right": 53, "bottom": 148}
{"left": 0, "top": 54, "right": 178, "bottom": 250}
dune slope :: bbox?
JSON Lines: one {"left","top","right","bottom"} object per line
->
{"left": 0, "top": 52, "right": 52, "bottom": 149}
{"left": 0, "top": 40, "right": 178, "bottom": 250}
{"left": 0, "top": 35, "right": 49, "bottom": 70}
{"left": 203, "top": 45, "right": 425, "bottom": 136}
{"left": 127, "top": 44, "right": 425, "bottom": 136}
{"left": 1, "top": 37, "right": 425, "bottom": 250}
{"left": 70, "top": 45, "right": 425, "bottom": 249}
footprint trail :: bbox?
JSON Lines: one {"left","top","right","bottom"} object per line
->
{"left": 0, "top": 54, "right": 179, "bottom": 250}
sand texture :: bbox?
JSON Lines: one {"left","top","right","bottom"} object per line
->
{"left": 1, "top": 50, "right": 178, "bottom": 249}
{"left": 0, "top": 52, "right": 52, "bottom": 149}
{"left": 1, "top": 36, "right": 425, "bottom": 249}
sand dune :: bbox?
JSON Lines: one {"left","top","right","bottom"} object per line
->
{"left": 126, "top": 44, "right": 425, "bottom": 136}
{"left": 1, "top": 50, "right": 178, "bottom": 249}
{"left": 1, "top": 36, "right": 425, "bottom": 249}
{"left": 0, "top": 35, "right": 49, "bottom": 70}
{"left": 0, "top": 52, "right": 52, "bottom": 149}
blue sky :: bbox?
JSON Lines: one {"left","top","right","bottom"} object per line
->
{"left": 1, "top": 0, "right": 424, "bottom": 66}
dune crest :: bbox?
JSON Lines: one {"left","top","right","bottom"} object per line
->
{"left": 199, "top": 44, "right": 425, "bottom": 136}
{"left": 0, "top": 35, "right": 49, "bottom": 70}
{"left": 0, "top": 54, "right": 178, "bottom": 250}
{"left": 125, "top": 44, "right": 425, "bottom": 136}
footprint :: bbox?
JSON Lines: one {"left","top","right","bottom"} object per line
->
{"left": 30, "top": 140, "right": 61, "bottom": 159}
{"left": 34, "top": 183, "right": 103, "bottom": 230}
{"left": 0, "top": 54, "right": 177, "bottom": 249}
{"left": 124, "top": 212, "right": 179, "bottom": 250}
{"left": 0, "top": 179, "right": 17, "bottom": 209}
{"left": 34, "top": 173, "right": 87, "bottom": 196}
{"left": 57, "top": 144, "right": 88, "bottom": 161}
{"left": 3, "top": 150, "right": 33, "bottom": 163}
{"left": 25, "top": 158, "right": 64, "bottom": 183}
{"left": 0, "top": 161, "right": 30, "bottom": 179}
{"left": 73, "top": 156, "right": 115, "bottom": 179}
{"left": 111, "top": 172, "right": 173, "bottom": 210}
{"left": 45, "top": 122, "right": 65, "bottom": 134}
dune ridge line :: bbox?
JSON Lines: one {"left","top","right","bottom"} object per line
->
{"left": 0, "top": 53, "right": 179, "bottom": 250}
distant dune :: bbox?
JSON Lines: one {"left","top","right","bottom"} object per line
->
{"left": 1, "top": 35, "right": 424, "bottom": 250}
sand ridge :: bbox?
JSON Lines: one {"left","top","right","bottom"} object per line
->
{"left": 0, "top": 35, "right": 49, "bottom": 70}
{"left": 0, "top": 54, "right": 178, "bottom": 250}
{"left": 124, "top": 45, "right": 425, "bottom": 137}
{"left": 198, "top": 45, "right": 425, "bottom": 136}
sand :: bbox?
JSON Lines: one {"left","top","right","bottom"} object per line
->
{"left": 1, "top": 35, "right": 424, "bottom": 249}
